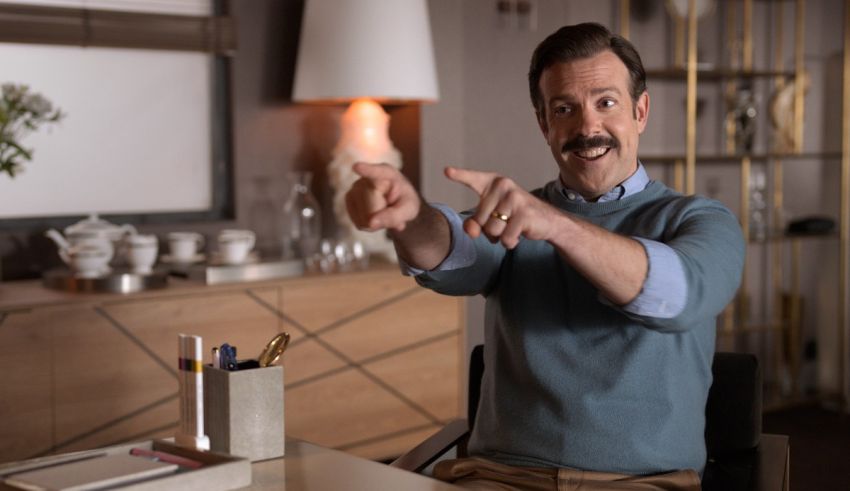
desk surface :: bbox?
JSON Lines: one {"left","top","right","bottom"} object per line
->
{"left": 246, "top": 440, "right": 461, "bottom": 490}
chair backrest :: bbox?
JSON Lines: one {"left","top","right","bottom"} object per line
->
{"left": 705, "top": 352, "right": 763, "bottom": 456}
{"left": 466, "top": 346, "right": 762, "bottom": 457}
{"left": 468, "top": 344, "right": 485, "bottom": 428}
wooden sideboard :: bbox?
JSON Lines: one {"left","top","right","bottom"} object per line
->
{"left": 0, "top": 266, "right": 464, "bottom": 464}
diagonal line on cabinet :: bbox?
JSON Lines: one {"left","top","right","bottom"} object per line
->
{"left": 93, "top": 306, "right": 178, "bottom": 379}
{"left": 245, "top": 286, "right": 423, "bottom": 350}
{"left": 28, "top": 392, "right": 178, "bottom": 459}
{"left": 286, "top": 329, "right": 460, "bottom": 390}
{"left": 244, "top": 289, "right": 313, "bottom": 336}
{"left": 245, "top": 289, "right": 443, "bottom": 425}
{"left": 308, "top": 287, "right": 423, "bottom": 338}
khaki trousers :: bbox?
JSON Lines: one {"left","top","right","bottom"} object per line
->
{"left": 433, "top": 457, "right": 702, "bottom": 491}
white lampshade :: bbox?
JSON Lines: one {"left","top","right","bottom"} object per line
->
{"left": 292, "top": 0, "right": 439, "bottom": 103}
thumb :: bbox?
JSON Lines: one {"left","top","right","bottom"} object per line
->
{"left": 353, "top": 162, "right": 399, "bottom": 180}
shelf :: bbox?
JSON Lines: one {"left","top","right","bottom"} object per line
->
{"left": 646, "top": 68, "right": 797, "bottom": 81}
{"left": 751, "top": 231, "right": 839, "bottom": 244}
{"left": 640, "top": 152, "right": 843, "bottom": 164}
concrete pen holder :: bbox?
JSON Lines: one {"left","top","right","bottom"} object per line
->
{"left": 203, "top": 364, "right": 285, "bottom": 461}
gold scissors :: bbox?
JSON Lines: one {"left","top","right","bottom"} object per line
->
{"left": 258, "top": 332, "right": 291, "bottom": 367}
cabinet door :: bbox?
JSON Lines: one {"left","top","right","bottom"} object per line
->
{"left": 49, "top": 288, "right": 283, "bottom": 455}
{"left": 278, "top": 271, "right": 464, "bottom": 461}
{"left": 0, "top": 308, "right": 54, "bottom": 463}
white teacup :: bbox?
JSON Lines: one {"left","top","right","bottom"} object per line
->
{"left": 217, "top": 229, "right": 256, "bottom": 265}
{"left": 168, "top": 232, "right": 205, "bottom": 263}
{"left": 125, "top": 234, "right": 159, "bottom": 274}
{"left": 68, "top": 245, "right": 112, "bottom": 278}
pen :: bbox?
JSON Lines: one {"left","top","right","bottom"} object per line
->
{"left": 220, "top": 343, "right": 237, "bottom": 370}
{"left": 129, "top": 448, "right": 204, "bottom": 469}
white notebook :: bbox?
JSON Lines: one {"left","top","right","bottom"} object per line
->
{"left": 4, "top": 454, "right": 178, "bottom": 491}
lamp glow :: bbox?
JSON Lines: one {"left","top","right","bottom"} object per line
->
{"left": 293, "top": 0, "right": 439, "bottom": 260}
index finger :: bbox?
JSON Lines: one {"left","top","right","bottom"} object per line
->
{"left": 444, "top": 166, "right": 496, "bottom": 196}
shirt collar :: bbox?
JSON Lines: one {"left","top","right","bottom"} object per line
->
{"left": 557, "top": 162, "right": 650, "bottom": 203}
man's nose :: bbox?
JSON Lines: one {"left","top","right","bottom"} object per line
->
{"left": 576, "top": 107, "right": 603, "bottom": 135}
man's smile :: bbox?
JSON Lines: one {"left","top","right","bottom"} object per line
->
{"left": 561, "top": 134, "right": 618, "bottom": 162}
{"left": 569, "top": 146, "right": 611, "bottom": 161}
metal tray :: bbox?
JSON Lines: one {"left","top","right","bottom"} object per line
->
{"left": 42, "top": 268, "right": 168, "bottom": 294}
{"left": 179, "top": 259, "right": 305, "bottom": 285}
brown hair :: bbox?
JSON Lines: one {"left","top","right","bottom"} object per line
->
{"left": 528, "top": 23, "right": 647, "bottom": 118}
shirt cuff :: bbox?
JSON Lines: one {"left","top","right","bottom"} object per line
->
{"left": 619, "top": 237, "right": 688, "bottom": 319}
{"left": 398, "top": 203, "right": 477, "bottom": 276}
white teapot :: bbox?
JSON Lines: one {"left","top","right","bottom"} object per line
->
{"left": 45, "top": 213, "right": 137, "bottom": 269}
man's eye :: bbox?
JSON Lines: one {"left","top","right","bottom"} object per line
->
{"left": 554, "top": 105, "right": 571, "bottom": 116}
{"left": 599, "top": 99, "right": 616, "bottom": 109}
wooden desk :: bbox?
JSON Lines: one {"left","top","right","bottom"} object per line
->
{"left": 0, "top": 267, "right": 464, "bottom": 463}
{"left": 248, "top": 439, "right": 461, "bottom": 490}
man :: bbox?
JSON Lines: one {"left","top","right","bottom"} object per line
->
{"left": 346, "top": 23, "right": 744, "bottom": 491}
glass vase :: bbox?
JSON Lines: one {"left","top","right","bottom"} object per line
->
{"left": 280, "top": 172, "right": 322, "bottom": 260}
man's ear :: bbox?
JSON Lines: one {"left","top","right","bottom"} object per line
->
{"left": 635, "top": 91, "right": 650, "bottom": 133}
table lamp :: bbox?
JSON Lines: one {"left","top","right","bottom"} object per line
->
{"left": 292, "top": 0, "right": 439, "bottom": 261}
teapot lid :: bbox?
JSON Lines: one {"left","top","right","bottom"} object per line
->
{"left": 65, "top": 213, "right": 124, "bottom": 235}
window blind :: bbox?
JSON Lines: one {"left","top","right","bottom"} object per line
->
{"left": 0, "top": 1, "right": 235, "bottom": 54}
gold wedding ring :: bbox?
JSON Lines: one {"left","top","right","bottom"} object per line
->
{"left": 491, "top": 211, "right": 510, "bottom": 222}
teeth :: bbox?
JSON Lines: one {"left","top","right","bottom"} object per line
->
{"left": 575, "top": 147, "right": 608, "bottom": 159}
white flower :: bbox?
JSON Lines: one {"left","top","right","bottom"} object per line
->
{"left": 0, "top": 83, "right": 64, "bottom": 178}
{"left": 23, "top": 93, "right": 52, "bottom": 117}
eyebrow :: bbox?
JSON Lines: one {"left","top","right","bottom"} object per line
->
{"left": 589, "top": 86, "right": 621, "bottom": 96}
{"left": 549, "top": 86, "right": 623, "bottom": 105}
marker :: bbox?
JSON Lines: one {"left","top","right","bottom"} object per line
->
{"left": 211, "top": 346, "right": 220, "bottom": 369}
{"left": 175, "top": 334, "right": 210, "bottom": 450}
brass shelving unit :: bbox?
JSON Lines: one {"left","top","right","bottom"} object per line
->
{"left": 622, "top": 0, "right": 850, "bottom": 411}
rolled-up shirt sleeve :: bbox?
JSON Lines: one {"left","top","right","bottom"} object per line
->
{"left": 619, "top": 237, "right": 688, "bottom": 318}
{"left": 398, "top": 203, "right": 477, "bottom": 276}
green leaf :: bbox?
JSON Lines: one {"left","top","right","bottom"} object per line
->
{"left": 6, "top": 140, "right": 32, "bottom": 160}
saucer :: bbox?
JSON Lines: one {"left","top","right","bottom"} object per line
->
{"left": 161, "top": 253, "right": 205, "bottom": 265}
{"left": 74, "top": 267, "right": 111, "bottom": 279}
{"left": 209, "top": 251, "right": 260, "bottom": 266}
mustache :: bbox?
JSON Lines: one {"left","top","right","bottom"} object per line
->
{"left": 561, "top": 135, "right": 619, "bottom": 154}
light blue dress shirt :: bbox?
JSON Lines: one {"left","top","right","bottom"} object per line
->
{"left": 402, "top": 164, "right": 687, "bottom": 318}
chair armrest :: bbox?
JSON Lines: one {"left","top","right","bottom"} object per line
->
{"left": 389, "top": 419, "right": 469, "bottom": 473}
{"left": 754, "top": 434, "right": 789, "bottom": 491}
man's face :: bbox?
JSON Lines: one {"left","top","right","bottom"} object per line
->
{"left": 537, "top": 50, "right": 649, "bottom": 201}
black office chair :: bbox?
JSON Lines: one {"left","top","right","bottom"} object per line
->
{"left": 391, "top": 346, "right": 790, "bottom": 491}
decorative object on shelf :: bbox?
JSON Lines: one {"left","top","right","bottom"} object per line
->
{"left": 306, "top": 238, "right": 369, "bottom": 274}
{"left": 664, "top": 0, "right": 715, "bottom": 20}
{"left": 786, "top": 216, "right": 836, "bottom": 236}
{"left": 292, "top": 0, "right": 438, "bottom": 262}
{"left": 45, "top": 213, "right": 137, "bottom": 274}
{"left": 728, "top": 81, "right": 758, "bottom": 154}
{"left": 280, "top": 171, "right": 322, "bottom": 260}
{"left": 123, "top": 234, "right": 159, "bottom": 275}
{"left": 769, "top": 72, "right": 810, "bottom": 153}
{"left": 749, "top": 166, "right": 768, "bottom": 242}
{"left": 0, "top": 83, "right": 64, "bottom": 178}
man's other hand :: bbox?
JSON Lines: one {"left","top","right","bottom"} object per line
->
{"left": 346, "top": 162, "right": 420, "bottom": 232}
{"left": 446, "top": 166, "right": 559, "bottom": 249}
